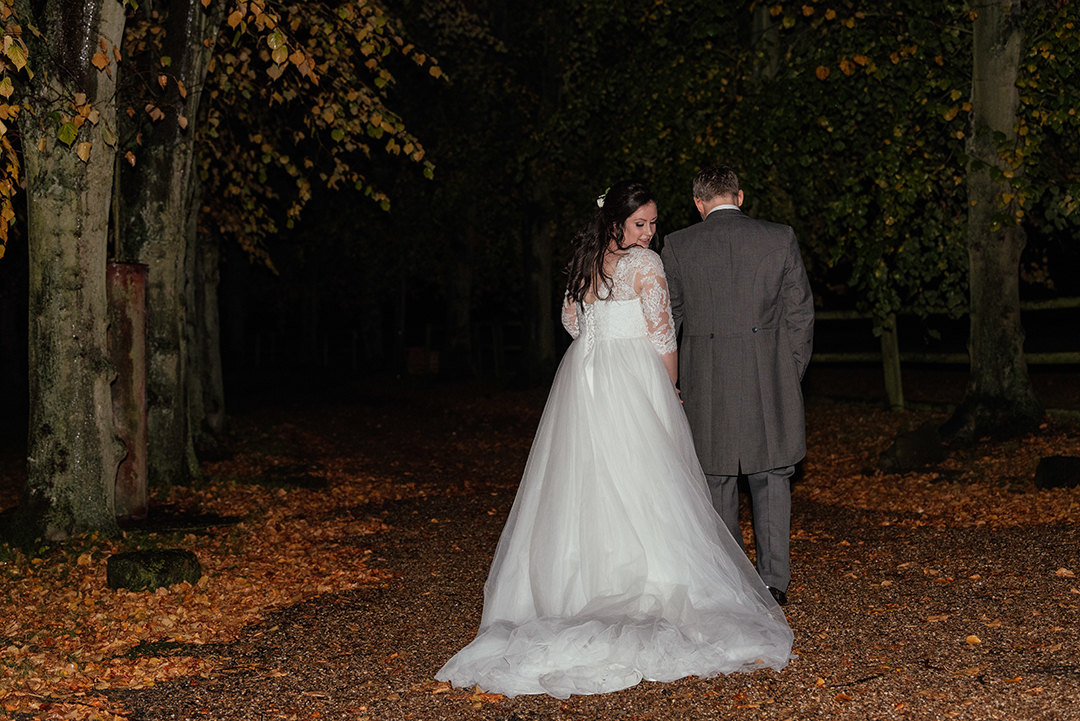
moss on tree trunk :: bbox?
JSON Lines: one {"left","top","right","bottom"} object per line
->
{"left": 13, "top": 0, "right": 129, "bottom": 543}
{"left": 116, "top": 0, "right": 225, "bottom": 486}
{"left": 943, "top": 0, "right": 1043, "bottom": 441}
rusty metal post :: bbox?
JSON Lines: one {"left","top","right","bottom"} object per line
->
{"left": 107, "top": 263, "right": 148, "bottom": 520}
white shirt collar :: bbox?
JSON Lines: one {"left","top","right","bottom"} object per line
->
{"left": 707, "top": 204, "right": 740, "bottom": 216}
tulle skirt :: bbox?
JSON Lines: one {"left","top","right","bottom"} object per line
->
{"left": 436, "top": 336, "right": 794, "bottom": 698}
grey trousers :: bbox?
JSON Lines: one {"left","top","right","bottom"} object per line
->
{"left": 705, "top": 466, "right": 793, "bottom": 592}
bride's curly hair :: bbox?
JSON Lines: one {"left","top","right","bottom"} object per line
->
{"left": 565, "top": 180, "right": 656, "bottom": 305}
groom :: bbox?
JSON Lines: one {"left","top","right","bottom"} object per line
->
{"left": 661, "top": 165, "right": 814, "bottom": 606}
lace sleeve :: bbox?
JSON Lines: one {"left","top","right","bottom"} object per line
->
{"left": 632, "top": 250, "right": 677, "bottom": 356}
{"left": 561, "top": 291, "right": 580, "bottom": 339}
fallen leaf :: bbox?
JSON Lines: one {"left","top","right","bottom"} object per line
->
{"left": 966, "top": 635, "right": 981, "bottom": 645}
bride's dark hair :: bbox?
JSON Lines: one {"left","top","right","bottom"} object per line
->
{"left": 565, "top": 180, "right": 656, "bottom": 305}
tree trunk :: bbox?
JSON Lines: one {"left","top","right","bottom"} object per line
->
{"left": 752, "top": 3, "right": 780, "bottom": 83}
{"left": 942, "top": 0, "right": 1043, "bottom": 440}
{"left": 192, "top": 232, "right": 226, "bottom": 437}
{"left": 443, "top": 226, "right": 476, "bottom": 379}
{"left": 14, "top": 0, "right": 127, "bottom": 542}
{"left": 116, "top": 0, "right": 224, "bottom": 487}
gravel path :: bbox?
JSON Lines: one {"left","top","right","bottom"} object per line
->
{"left": 111, "top": 493, "right": 1080, "bottom": 721}
{"left": 104, "top": 380, "right": 1080, "bottom": 721}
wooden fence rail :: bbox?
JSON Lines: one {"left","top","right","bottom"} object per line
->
{"left": 812, "top": 297, "right": 1080, "bottom": 410}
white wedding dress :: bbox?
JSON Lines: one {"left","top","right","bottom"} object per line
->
{"left": 436, "top": 247, "right": 794, "bottom": 698}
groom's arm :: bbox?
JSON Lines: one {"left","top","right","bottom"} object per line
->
{"left": 781, "top": 230, "right": 814, "bottom": 380}
{"left": 660, "top": 242, "right": 684, "bottom": 337}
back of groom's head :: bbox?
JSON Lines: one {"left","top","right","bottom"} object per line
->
{"left": 693, "top": 166, "right": 739, "bottom": 202}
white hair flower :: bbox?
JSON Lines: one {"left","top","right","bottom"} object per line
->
{"left": 596, "top": 187, "right": 610, "bottom": 208}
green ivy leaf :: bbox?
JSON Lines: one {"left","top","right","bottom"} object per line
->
{"left": 57, "top": 122, "right": 78, "bottom": 146}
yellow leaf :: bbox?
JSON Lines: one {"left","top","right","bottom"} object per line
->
{"left": 944, "top": 107, "right": 959, "bottom": 121}
{"left": 1055, "top": 568, "right": 1075, "bottom": 578}
{"left": 178, "top": 115, "right": 188, "bottom": 130}
{"left": 825, "top": 9, "right": 836, "bottom": 20}
{"left": 0, "top": 77, "right": 12, "bottom": 99}
{"left": 5, "top": 43, "right": 27, "bottom": 72}
{"left": 76, "top": 142, "right": 91, "bottom": 162}
{"left": 966, "top": 635, "right": 981, "bottom": 645}
{"left": 177, "top": 80, "right": 187, "bottom": 98}
{"left": 289, "top": 49, "right": 305, "bottom": 66}
{"left": 228, "top": 10, "right": 243, "bottom": 28}
{"left": 74, "top": 92, "right": 87, "bottom": 106}
{"left": 77, "top": 553, "right": 92, "bottom": 566}
{"left": 125, "top": 151, "right": 136, "bottom": 166}
{"left": 37, "top": 137, "right": 46, "bottom": 152}
{"left": 816, "top": 65, "right": 830, "bottom": 80}
{"left": 429, "top": 66, "right": 442, "bottom": 79}
{"left": 1002, "top": 193, "right": 1014, "bottom": 204}
{"left": 158, "top": 74, "right": 168, "bottom": 89}
{"left": 92, "top": 52, "right": 109, "bottom": 71}
{"left": 802, "top": 5, "right": 814, "bottom": 16}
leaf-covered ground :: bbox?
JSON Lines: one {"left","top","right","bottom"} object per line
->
{"left": 1, "top": 371, "right": 1079, "bottom": 721}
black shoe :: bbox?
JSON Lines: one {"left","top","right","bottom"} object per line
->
{"left": 767, "top": 586, "right": 788, "bottom": 606}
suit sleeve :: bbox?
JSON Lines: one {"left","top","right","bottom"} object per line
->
{"left": 660, "top": 241, "right": 684, "bottom": 337}
{"left": 782, "top": 231, "right": 814, "bottom": 380}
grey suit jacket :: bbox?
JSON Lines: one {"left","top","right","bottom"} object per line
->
{"left": 661, "top": 208, "right": 814, "bottom": 476}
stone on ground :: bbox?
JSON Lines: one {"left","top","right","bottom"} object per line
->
{"left": 106, "top": 549, "right": 202, "bottom": 591}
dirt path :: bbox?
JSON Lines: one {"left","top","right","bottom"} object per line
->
{"left": 103, "top": 381, "right": 1080, "bottom": 721}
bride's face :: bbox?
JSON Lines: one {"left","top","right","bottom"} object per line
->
{"left": 620, "top": 201, "right": 658, "bottom": 249}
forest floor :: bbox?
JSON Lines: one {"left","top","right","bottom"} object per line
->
{"left": 1, "top": 366, "right": 1080, "bottom": 721}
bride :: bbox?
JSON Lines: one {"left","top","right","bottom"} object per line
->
{"left": 436, "top": 181, "right": 794, "bottom": 698}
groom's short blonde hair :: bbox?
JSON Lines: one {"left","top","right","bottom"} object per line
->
{"left": 693, "top": 166, "right": 739, "bottom": 202}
